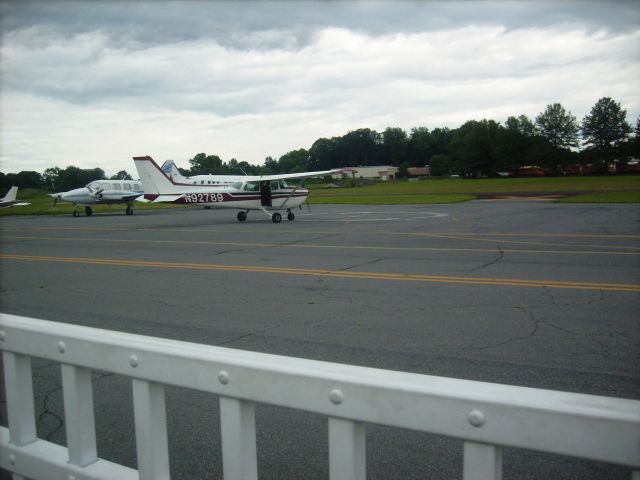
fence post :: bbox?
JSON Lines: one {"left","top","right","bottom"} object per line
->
{"left": 219, "top": 397, "right": 257, "bottom": 480}
{"left": 3, "top": 352, "right": 36, "bottom": 447}
{"left": 132, "top": 379, "right": 170, "bottom": 480}
{"left": 61, "top": 364, "right": 98, "bottom": 467}
{"left": 328, "top": 417, "right": 366, "bottom": 480}
{"left": 463, "top": 441, "right": 503, "bottom": 480}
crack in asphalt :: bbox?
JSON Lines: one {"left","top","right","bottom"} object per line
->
{"left": 32, "top": 370, "right": 115, "bottom": 442}
{"left": 334, "top": 257, "right": 384, "bottom": 272}
{"left": 463, "top": 304, "right": 576, "bottom": 352}
{"left": 468, "top": 248, "right": 504, "bottom": 273}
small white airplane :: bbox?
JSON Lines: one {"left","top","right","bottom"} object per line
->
{"left": 160, "top": 160, "right": 245, "bottom": 186}
{"left": 49, "top": 179, "right": 144, "bottom": 217}
{"left": 135, "top": 155, "right": 340, "bottom": 223}
{"left": 0, "top": 186, "right": 31, "bottom": 208}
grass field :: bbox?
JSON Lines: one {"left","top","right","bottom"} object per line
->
{"left": 311, "top": 175, "right": 640, "bottom": 196}
{"left": 310, "top": 194, "right": 476, "bottom": 204}
{"left": 1, "top": 176, "right": 639, "bottom": 215}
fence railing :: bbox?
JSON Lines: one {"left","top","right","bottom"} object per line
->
{"left": 1, "top": 313, "right": 639, "bottom": 480}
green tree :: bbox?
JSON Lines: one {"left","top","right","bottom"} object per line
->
{"left": 278, "top": 149, "right": 309, "bottom": 173}
{"left": 580, "top": 97, "right": 632, "bottom": 164}
{"left": 189, "top": 153, "right": 223, "bottom": 174}
{"left": 505, "top": 115, "right": 535, "bottom": 137}
{"left": 111, "top": 170, "right": 132, "bottom": 180}
{"left": 429, "top": 154, "right": 453, "bottom": 176}
{"left": 448, "top": 120, "right": 501, "bottom": 177}
{"left": 407, "top": 127, "right": 433, "bottom": 167}
{"left": 338, "top": 128, "right": 382, "bottom": 166}
{"left": 535, "top": 103, "right": 579, "bottom": 149}
{"left": 42, "top": 167, "right": 61, "bottom": 190}
{"left": 382, "top": 127, "right": 408, "bottom": 167}
{"left": 56, "top": 166, "right": 105, "bottom": 191}
{"left": 308, "top": 138, "right": 338, "bottom": 170}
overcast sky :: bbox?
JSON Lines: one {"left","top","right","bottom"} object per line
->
{"left": 1, "top": 1, "right": 639, "bottom": 176}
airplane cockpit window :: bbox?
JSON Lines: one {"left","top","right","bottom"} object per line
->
{"left": 230, "top": 182, "right": 243, "bottom": 190}
{"left": 280, "top": 179, "right": 289, "bottom": 189}
{"left": 243, "top": 182, "right": 259, "bottom": 192}
{"left": 87, "top": 181, "right": 101, "bottom": 193}
{"left": 270, "top": 180, "right": 280, "bottom": 191}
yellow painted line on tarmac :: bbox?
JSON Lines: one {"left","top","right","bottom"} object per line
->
{"left": 1, "top": 253, "right": 639, "bottom": 292}
{"left": 410, "top": 233, "right": 640, "bottom": 251}
{"left": 3, "top": 235, "right": 640, "bottom": 256}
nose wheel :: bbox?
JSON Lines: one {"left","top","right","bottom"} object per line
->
{"left": 271, "top": 212, "right": 282, "bottom": 223}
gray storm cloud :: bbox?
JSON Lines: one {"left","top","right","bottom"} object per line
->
{"left": 1, "top": 1, "right": 638, "bottom": 174}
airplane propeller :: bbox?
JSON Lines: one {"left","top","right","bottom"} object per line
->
{"left": 90, "top": 188, "right": 104, "bottom": 200}
{"left": 49, "top": 193, "right": 61, "bottom": 206}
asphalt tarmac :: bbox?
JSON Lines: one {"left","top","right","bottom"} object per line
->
{"left": 1, "top": 201, "right": 639, "bottom": 479}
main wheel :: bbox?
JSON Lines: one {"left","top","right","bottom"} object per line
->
{"left": 85, "top": 206, "right": 93, "bottom": 216}
{"left": 126, "top": 206, "right": 133, "bottom": 216}
{"left": 237, "top": 211, "right": 247, "bottom": 222}
{"left": 73, "top": 210, "right": 80, "bottom": 217}
{"left": 271, "top": 212, "right": 282, "bottom": 223}
{"left": 287, "top": 211, "right": 295, "bottom": 221}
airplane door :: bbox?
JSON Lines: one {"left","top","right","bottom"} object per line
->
{"left": 260, "top": 181, "right": 272, "bottom": 207}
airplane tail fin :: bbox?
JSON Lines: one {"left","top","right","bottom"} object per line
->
{"left": 2, "top": 186, "right": 18, "bottom": 202}
{"left": 133, "top": 156, "right": 182, "bottom": 195}
{"left": 160, "top": 160, "right": 188, "bottom": 183}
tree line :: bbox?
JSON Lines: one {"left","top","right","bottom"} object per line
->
{"left": 2, "top": 96, "right": 639, "bottom": 191}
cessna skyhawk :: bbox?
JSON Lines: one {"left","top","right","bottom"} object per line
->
{"left": 134, "top": 155, "right": 340, "bottom": 223}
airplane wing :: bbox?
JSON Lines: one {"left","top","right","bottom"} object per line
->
{"left": 153, "top": 194, "right": 184, "bottom": 203}
{"left": 121, "top": 193, "right": 144, "bottom": 201}
{"left": 240, "top": 169, "right": 345, "bottom": 183}
{"left": 0, "top": 201, "right": 30, "bottom": 208}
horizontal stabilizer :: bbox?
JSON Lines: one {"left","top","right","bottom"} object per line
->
{"left": 153, "top": 195, "right": 184, "bottom": 203}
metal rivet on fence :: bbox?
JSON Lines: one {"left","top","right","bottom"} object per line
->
{"left": 329, "top": 389, "right": 344, "bottom": 405}
{"left": 0, "top": 330, "right": 5, "bottom": 341}
{"left": 9, "top": 454, "right": 16, "bottom": 465}
{"left": 218, "top": 370, "right": 230, "bottom": 385}
{"left": 468, "top": 409, "right": 486, "bottom": 427}
{"left": 129, "top": 355, "right": 139, "bottom": 368}
{"left": 57, "top": 341, "right": 66, "bottom": 353}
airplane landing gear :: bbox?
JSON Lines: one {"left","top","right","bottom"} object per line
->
{"left": 126, "top": 206, "right": 133, "bottom": 216}
{"left": 237, "top": 211, "right": 248, "bottom": 222}
{"left": 271, "top": 212, "right": 282, "bottom": 223}
{"left": 85, "top": 206, "right": 93, "bottom": 216}
{"left": 73, "top": 210, "right": 80, "bottom": 217}
{"left": 287, "top": 210, "right": 295, "bottom": 221}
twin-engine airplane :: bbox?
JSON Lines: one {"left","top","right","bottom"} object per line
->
{"left": 160, "top": 160, "right": 244, "bottom": 186}
{"left": 135, "top": 155, "right": 340, "bottom": 223}
{"left": 49, "top": 179, "right": 144, "bottom": 217}
{"left": 0, "top": 186, "right": 30, "bottom": 208}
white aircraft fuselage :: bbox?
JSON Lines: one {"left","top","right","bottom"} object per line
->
{"left": 136, "top": 155, "right": 340, "bottom": 223}
{"left": 50, "top": 179, "right": 144, "bottom": 216}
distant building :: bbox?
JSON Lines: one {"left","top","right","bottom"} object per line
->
{"left": 333, "top": 166, "right": 399, "bottom": 181}
{"left": 407, "top": 166, "right": 430, "bottom": 178}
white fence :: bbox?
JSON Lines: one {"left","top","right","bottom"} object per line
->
{"left": 1, "top": 313, "right": 639, "bottom": 480}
